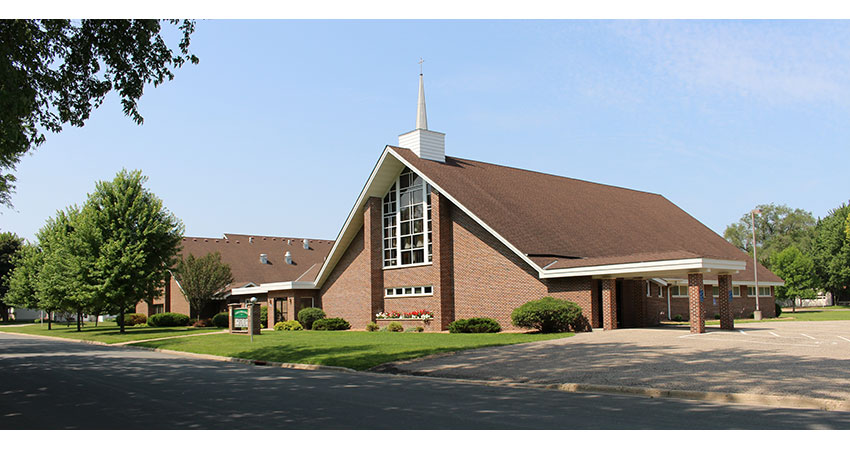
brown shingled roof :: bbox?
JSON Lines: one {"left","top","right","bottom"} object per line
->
{"left": 391, "top": 147, "right": 782, "bottom": 283}
{"left": 178, "top": 233, "right": 334, "bottom": 292}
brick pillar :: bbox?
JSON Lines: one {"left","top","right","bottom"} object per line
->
{"left": 267, "top": 298, "right": 275, "bottom": 329}
{"left": 432, "top": 191, "right": 455, "bottom": 330}
{"left": 688, "top": 273, "right": 706, "bottom": 334}
{"left": 718, "top": 274, "right": 734, "bottom": 330}
{"left": 364, "top": 197, "right": 385, "bottom": 326}
{"left": 602, "top": 279, "right": 617, "bottom": 330}
{"left": 633, "top": 280, "right": 646, "bottom": 327}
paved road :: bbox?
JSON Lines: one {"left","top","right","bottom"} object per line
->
{"left": 1, "top": 333, "right": 849, "bottom": 429}
{"left": 385, "top": 322, "right": 850, "bottom": 402}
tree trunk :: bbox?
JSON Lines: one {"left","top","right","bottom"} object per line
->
{"left": 76, "top": 310, "right": 81, "bottom": 332}
{"left": 47, "top": 311, "right": 52, "bottom": 330}
{"left": 118, "top": 306, "right": 125, "bottom": 333}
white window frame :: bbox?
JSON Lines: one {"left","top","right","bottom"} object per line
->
{"left": 733, "top": 286, "right": 741, "bottom": 297}
{"left": 382, "top": 169, "right": 432, "bottom": 268}
{"left": 385, "top": 285, "right": 434, "bottom": 298}
{"left": 759, "top": 286, "right": 771, "bottom": 297}
{"left": 671, "top": 285, "right": 689, "bottom": 297}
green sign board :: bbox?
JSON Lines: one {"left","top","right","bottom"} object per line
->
{"left": 234, "top": 308, "right": 249, "bottom": 328}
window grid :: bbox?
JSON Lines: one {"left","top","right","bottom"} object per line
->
{"left": 384, "top": 285, "right": 434, "bottom": 297}
{"left": 382, "top": 168, "right": 432, "bottom": 268}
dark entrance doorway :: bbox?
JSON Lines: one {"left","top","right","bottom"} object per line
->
{"left": 593, "top": 280, "right": 603, "bottom": 327}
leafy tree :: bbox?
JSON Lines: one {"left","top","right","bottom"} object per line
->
{"left": 723, "top": 203, "right": 815, "bottom": 269}
{"left": 0, "top": 232, "right": 23, "bottom": 321}
{"left": 811, "top": 203, "right": 850, "bottom": 304}
{"left": 771, "top": 246, "right": 817, "bottom": 311}
{"left": 0, "top": 19, "right": 198, "bottom": 206}
{"left": 84, "top": 169, "right": 184, "bottom": 332}
{"left": 173, "top": 252, "right": 233, "bottom": 320}
{"left": 4, "top": 243, "right": 45, "bottom": 326}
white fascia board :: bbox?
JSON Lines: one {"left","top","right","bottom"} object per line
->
{"left": 313, "top": 147, "right": 400, "bottom": 288}
{"left": 651, "top": 278, "right": 668, "bottom": 286}
{"left": 540, "top": 258, "right": 747, "bottom": 279}
{"left": 387, "top": 148, "right": 546, "bottom": 276}
{"left": 231, "top": 281, "right": 318, "bottom": 296}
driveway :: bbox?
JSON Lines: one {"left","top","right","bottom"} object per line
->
{"left": 379, "top": 321, "right": 850, "bottom": 403}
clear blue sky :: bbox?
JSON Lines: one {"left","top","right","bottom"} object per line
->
{"left": 4, "top": 20, "right": 849, "bottom": 242}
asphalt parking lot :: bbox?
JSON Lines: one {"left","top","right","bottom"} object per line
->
{"left": 382, "top": 321, "right": 850, "bottom": 403}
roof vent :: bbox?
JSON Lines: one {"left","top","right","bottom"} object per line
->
{"left": 285, "top": 251, "right": 293, "bottom": 265}
{"left": 303, "top": 239, "right": 310, "bottom": 250}
{"left": 259, "top": 253, "right": 268, "bottom": 264}
{"left": 287, "top": 239, "right": 292, "bottom": 245}
{"left": 249, "top": 236, "right": 254, "bottom": 243}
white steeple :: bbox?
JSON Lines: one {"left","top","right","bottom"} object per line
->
{"left": 416, "top": 73, "right": 427, "bottom": 130}
{"left": 399, "top": 61, "right": 445, "bottom": 162}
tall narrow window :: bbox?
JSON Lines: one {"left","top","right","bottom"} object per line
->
{"left": 382, "top": 168, "right": 432, "bottom": 268}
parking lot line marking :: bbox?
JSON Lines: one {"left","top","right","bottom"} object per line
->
{"left": 768, "top": 332, "right": 780, "bottom": 337}
{"left": 801, "top": 334, "right": 817, "bottom": 340}
{"left": 838, "top": 336, "right": 850, "bottom": 343}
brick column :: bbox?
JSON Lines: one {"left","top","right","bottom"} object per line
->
{"left": 267, "top": 298, "right": 275, "bottom": 329}
{"left": 633, "top": 280, "right": 646, "bottom": 327}
{"left": 602, "top": 279, "right": 617, "bottom": 330}
{"left": 718, "top": 274, "right": 734, "bottom": 330}
{"left": 688, "top": 273, "right": 706, "bottom": 334}
{"left": 364, "top": 197, "right": 385, "bottom": 326}
{"left": 431, "top": 191, "right": 455, "bottom": 330}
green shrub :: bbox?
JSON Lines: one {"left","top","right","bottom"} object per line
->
{"left": 749, "top": 312, "right": 755, "bottom": 319}
{"left": 312, "top": 317, "right": 351, "bottom": 331}
{"left": 260, "top": 305, "right": 268, "bottom": 325}
{"left": 212, "top": 312, "right": 229, "bottom": 328}
{"left": 387, "top": 321, "right": 404, "bottom": 332}
{"left": 673, "top": 314, "right": 684, "bottom": 322}
{"left": 133, "top": 323, "right": 149, "bottom": 328}
{"left": 714, "top": 314, "right": 721, "bottom": 320}
{"left": 274, "top": 320, "right": 304, "bottom": 331}
{"left": 415, "top": 326, "right": 424, "bottom": 333}
{"left": 510, "top": 297, "right": 582, "bottom": 333}
{"left": 366, "top": 322, "right": 380, "bottom": 332}
{"left": 147, "top": 312, "right": 191, "bottom": 327}
{"left": 297, "top": 307, "right": 326, "bottom": 330}
{"left": 123, "top": 313, "right": 147, "bottom": 326}
{"left": 775, "top": 303, "right": 782, "bottom": 318}
{"left": 448, "top": 317, "right": 501, "bottom": 333}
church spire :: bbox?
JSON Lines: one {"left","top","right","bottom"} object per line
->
{"left": 399, "top": 59, "right": 445, "bottom": 162}
{"left": 416, "top": 58, "right": 427, "bottom": 130}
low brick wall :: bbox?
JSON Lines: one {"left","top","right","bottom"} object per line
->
{"left": 376, "top": 318, "right": 437, "bottom": 332}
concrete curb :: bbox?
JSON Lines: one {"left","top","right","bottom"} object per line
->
{"left": 0, "top": 330, "right": 223, "bottom": 347}
{"left": 4, "top": 330, "right": 847, "bottom": 411}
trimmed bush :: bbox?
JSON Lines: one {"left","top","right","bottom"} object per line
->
{"left": 366, "top": 322, "right": 380, "bottom": 332}
{"left": 123, "top": 313, "right": 147, "bottom": 326}
{"left": 387, "top": 321, "right": 404, "bottom": 332}
{"left": 448, "top": 317, "right": 501, "bottom": 333}
{"left": 147, "top": 312, "right": 191, "bottom": 327}
{"left": 212, "top": 312, "right": 229, "bottom": 328}
{"left": 775, "top": 303, "right": 782, "bottom": 318}
{"left": 260, "top": 305, "right": 268, "bottom": 325}
{"left": 274, "top": 320, "right": 304, "bottom": 331}
{"left": 714, "top": 314, "right": 721, "bottom": 320}
{"left": 510, "top": 297, "right": 582, "bottom": 333}
{"left": 673, "top": 314, "right": 684, "bottom": 322}
{"left": 312, "top": 317, "right": 351, "bottom": 331}
{"left": 297, "top": 307, "right": 326, "bottom": 330}
{"left": 415, "top": 326, "right": 424, "bottom": 333}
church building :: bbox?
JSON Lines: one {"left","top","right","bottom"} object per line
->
{"left": 231, "top": 73, "right": 783, "bottom": 334}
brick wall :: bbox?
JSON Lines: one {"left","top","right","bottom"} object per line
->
{"left": 320, "top": 227, "right": 372, "bottom": 329}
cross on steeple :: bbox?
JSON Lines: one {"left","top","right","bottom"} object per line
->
{"left": 418, "top": 58, "right": 424, "bottom": 75}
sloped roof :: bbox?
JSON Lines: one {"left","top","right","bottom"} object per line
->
{"left": 178, "top": 234, "right": 334, "bottom": 292}
{"left": 391, "top": 147, "right": 782, "bottom": 283}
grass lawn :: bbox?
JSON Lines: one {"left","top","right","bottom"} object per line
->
{"left": 131, "top": 330, "right": 574, "bottom": 370}
{"left": 1, "top": 321, "right": 223, "bottom": 344}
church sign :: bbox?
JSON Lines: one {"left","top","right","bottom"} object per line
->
{"left": 233, "top": 308, "right": 249, "bottom": 329}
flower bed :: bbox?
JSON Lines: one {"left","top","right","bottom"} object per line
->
{"left": 375, "top": 310, "right": 433, "bottom": 320}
